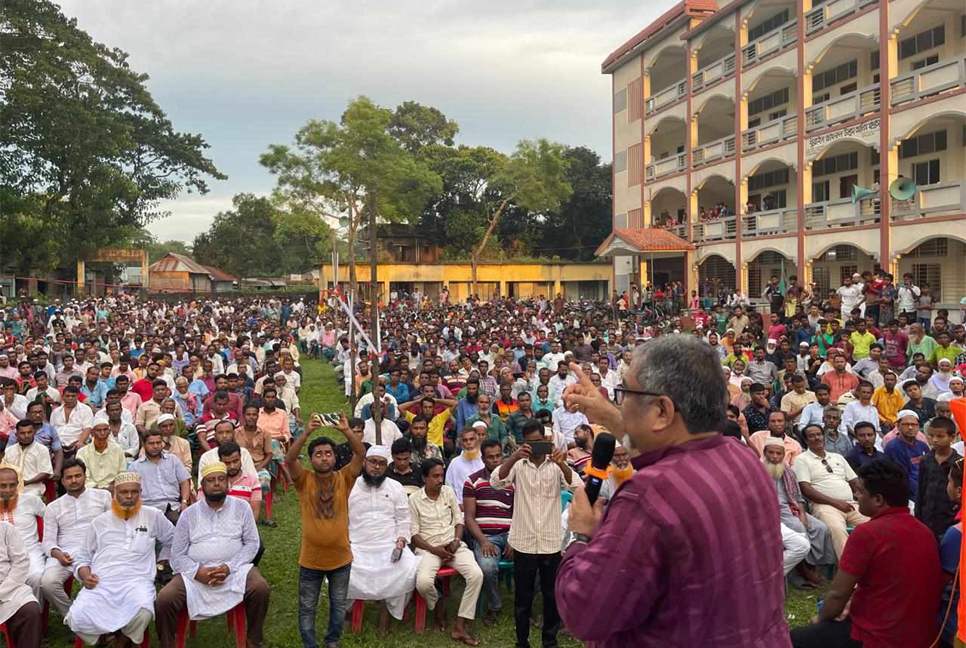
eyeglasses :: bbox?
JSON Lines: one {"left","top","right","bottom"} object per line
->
{"left": 820, "top": 457, "right": 834, "bottom": 474}
{"left": 613, "top": 386, "right": 666, "bottom": 405}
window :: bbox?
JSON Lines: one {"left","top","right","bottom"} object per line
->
{"left": 614, "top": 88, "right": 628, "bottom": 113}
{"left": 840, "top": 82, "right": 857, "bottom": 95}
{"left": 870, "top": 50, "right": 880, "bottom": 70}
{"left": 749, "top": 167, "right": 791, "bottom": 191}
{"left": 911, "top": 263, "right": 942, "bottom": 301}
{"left": 813, "top": 151, "right": 859, "bottom": 177}
{"left": 899, "top": 130, "right": 947, "bottom": 158}
{"left": 749, "top": 88, "right": 790, "bottom": 116}
{"left": 840, "top": 265, "right": 858, "bottom": 287}
{"left": 748, "top": 116, "right": 762, "bottom": 128}
{"left": 813, "top": 180, "right": 831, "bottom": 202}
{"left": 615, "top": 150, "right": 628, "bottom": 173}
{"left": 749, "top": 9, "right": 790, "bottom": 42}
{"left": 769, "top": 108, "right": 787, "bottom": 121}
{"left": 839, "top": 174, "right": 858, "bottom": 200}
{"left": 813, "top": 92, "right": 831, "bottom": 105}
{"left": 615, "top": 212, "right": 628, "bottom": 229}
{"left": 912, "top": 54, "right": 939, "bottom": 70}
{"left": 899, "top": 25, "right": 945, "bottom": 60}
{"left": 912, "top": 159, "right": 941, "bottom": 185}
{"left": 812, "top": 60, "right": 857, "bottom": 92}
{"left": 871, "top": 149, "right": 880, "bottom": 166}
{"left": 909, "top": 239, "right": 949, "bottom": 257}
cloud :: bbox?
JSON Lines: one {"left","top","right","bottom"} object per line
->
{"left": 56, "top": 0, "right": 664, "bottom": 240}
{"left": 148, "top": 196, "right": 237, "bottom": 243}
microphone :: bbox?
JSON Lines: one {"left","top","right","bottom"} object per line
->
{"left": 581, "top": 433, "right": 616, "bottom": 506}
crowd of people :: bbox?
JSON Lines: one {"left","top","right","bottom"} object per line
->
{"left": 0, "top": 273, "right": 963, "bottom": 648}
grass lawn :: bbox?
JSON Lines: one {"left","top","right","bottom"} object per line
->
{"left": 41, "top": 359, "right": 820, "bottom": 647}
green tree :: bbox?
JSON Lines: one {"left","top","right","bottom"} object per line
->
{"left": 389, "top": 101, "right": 459, "bottom": 154}
{"left": 273, "top": 207, "right": 333, "bottom": 275}
{"left": 191, "top": 194, "right": 282, "bottom": 278}
{"left": 261, "top": 97, "right": 441, "bottom": 307}
{"left": 0, "top": 0, "right": 225, "bottom": 276}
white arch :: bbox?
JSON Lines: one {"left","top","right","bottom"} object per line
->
{"left": 810, "top": 240, "right": 878, "bottom": 262}
{"left": 695, "top": 173, "right": 735, "bottom": 191}
{"left": 746, "top": 247, "right": 794, "bottom": 264}
{"left": 647, "top": 113, "right": 687, "bottom": 137}
{"left": 744, "top": 65, "right": 797, "bottom": 96}
{"left": 646, "top": 43, "right": 686, "bottom": 73}
{"left": 809, "top": 136, "right": 877, "bottom": 163}
{"left": 694, "top": 92, "right": 735, "bottom": 117}
{"left": 651, "top": 185, "right": 688, "bottom": 200}
{"left": 698, "top": 251, "right": 737, "bottom": 267}
{"left": 898, "top": 232, "right": 966, "bottom": 256}
{"left": 743, "top": 156, "right": 795, "bottom": 180}
{"left": 891, "top": 110, "right": 966, "bottom": 148}
{"left": 808, "top": 32, "right": 878, "bottom": 69}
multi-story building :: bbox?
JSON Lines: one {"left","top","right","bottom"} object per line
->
{"left": 597, "top": 0, "right": 965, "bottom": 312}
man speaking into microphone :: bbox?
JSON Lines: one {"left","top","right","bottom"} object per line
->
{"left": 556, "top": 336, "right": 791, "bottom": 647}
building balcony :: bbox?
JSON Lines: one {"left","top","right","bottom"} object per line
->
{"left": 660, "top": 224, "right": 689, "bottom": 240}
{"left": 891, "top": 57, "right": 966, "bottom": 106}
{"left": 742, "top": 114, "right": 797, "bottom": 151}
{"left": 805, "top": 0, "right": 878, "bottom": 35}
{"left": 694, "top": 215, "right": 737, "bottom": 242}
{"left": 892, "top": 180, "right": 966, "bottom": 221}
{"left": 693, "top": 134, "right": 737, "bottom": 166}
{"left": 742, "top": 207, "right": 797, "bottom": 236}
{"left": 645, "top": 80, "right": 687, "bottom": 115}
{"left": 692, "top": 53, "right": 737, "bottom": 93}
{"left": 645, "top": 152, "right": 687, "bottom": 181}
{"left": 804, "top": 196, "right": 880, "bottom": 229}
{"left": 805, "top": 83, "right": 880, "bottom": 132}
{"left": 742, "top": 20, "right": 797, "bottom": 69}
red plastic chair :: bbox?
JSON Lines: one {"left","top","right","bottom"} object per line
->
{"left": 178, "top": 602, "right": 246, "bottom": 648}
{"left": 413, "top": 566, "right": 458, "bottom": 634}
{"left": 263, "top": 489, "right": 273, "bottom": 519}
{"left": 44, "top": 479, "right": 58, "bottom": 503}
{"left": 349, "top": 599, "right": 366, "bottom": 633}
{"left": 75, "top": 633, "right": 150, "bottom": 648}
{"left": 1, "top": 624, "right": 14, "bottom": 648}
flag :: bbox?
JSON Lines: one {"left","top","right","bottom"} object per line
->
{"left": 778, "top": 258, "right": 787, "bottom": 295}
{"left": 953, "top": 397, "right": 966, "bottom": 642}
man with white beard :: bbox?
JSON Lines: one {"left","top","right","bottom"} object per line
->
{"left": 761, "top": 437, "right": 835, "bottom": 586}
{"left": 66, "top": 471, "right": 175, "bottom": 647}
{"left": 346, "top": 446, "right": 418, "bottom": 637}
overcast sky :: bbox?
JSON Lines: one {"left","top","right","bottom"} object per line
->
{"left": 58, "top": 0, "right": 665, "bottom": 242}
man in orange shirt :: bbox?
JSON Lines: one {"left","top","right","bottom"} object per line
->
{"left": 256, "top": 387, "right": 289, "bottom": 444}
{"left": 821, "top": 353, "right": 859, "bottom": 402}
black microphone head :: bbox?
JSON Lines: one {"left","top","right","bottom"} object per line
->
{"left": 589, "top": 432, "right": 617, "bottom": 471}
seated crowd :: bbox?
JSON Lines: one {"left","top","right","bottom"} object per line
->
{"left": 0, "top": 282, "right": 963, "bottom": 648}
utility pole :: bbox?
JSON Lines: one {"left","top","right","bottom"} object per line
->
{"left": 368, "top": 187, "right": 379, "bottom": 356}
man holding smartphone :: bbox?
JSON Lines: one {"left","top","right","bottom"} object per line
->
{"left": 492, "top": 420, "right": 581, "bottom": 648}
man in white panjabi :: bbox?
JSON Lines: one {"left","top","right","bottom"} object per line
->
{"left": 155, "top": 462, "right": 270, "bottom": 648}
{"left": 40, "top": 457, "right": 112, "bottom": 617}
{"left": 346, "top": 446, "right": 419, "bottom": 636}
{"left": 0, "top": 464, "right": 46, "bottom": 600}
{"left": 66, "top": 471, "right": 175, "bottom": 647}
{"left": 0, "top": 521, "right": 42, "bottom": 648}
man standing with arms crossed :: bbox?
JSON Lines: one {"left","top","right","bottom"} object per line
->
{"left": 287, "top": 413, "right": 365, "bottom": 648}
{"left": 492, "top": 420, "right": 580, "bottom": 648}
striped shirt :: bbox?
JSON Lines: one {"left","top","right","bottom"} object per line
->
{"left": 462, "top": 468, "right": 513, "bottom": 536}
{"left": 228, "top": 472, "right": 263, "bottom": 504}
{"left": 556, "top": 435, "right": 791, "bottom": 647}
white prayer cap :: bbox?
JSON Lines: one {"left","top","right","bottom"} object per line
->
{"left": 366, "top": 446, "right": 391, "bottom": 461}
{"left": 472, "top": 420, "right": 488, "bottom": 431}
{"left": 938, "top": 358, "right": 952, "bottom": 368}
{"left": 897, "top": 409, "right": 919, "bottom": 423}
{"left": 950, "top": 376, "right": 964, "bottom": 386}
{"left": 157, "top": 413, "right": 176, "bottom": 425}
{"left": 763, "top": 437, "right": 785, "bottom": 449}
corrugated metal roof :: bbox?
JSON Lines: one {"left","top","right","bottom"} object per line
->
{"left": 149, "top": 253, "right": 212, "bottom": 276}
{"left": 200, "top": 265, "right": 236, "bottom": 282}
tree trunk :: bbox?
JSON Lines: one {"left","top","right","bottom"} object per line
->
{"left": 368, "top": 187, "right": 379, "bottom": 357}
{"left": 470, "top": 197, "right": 511, "bottom": 297}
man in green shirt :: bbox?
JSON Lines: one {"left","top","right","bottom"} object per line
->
{"left": 849, "top": 319, "right": 877, "bottom": 361}
{"left": 466, "top": 393, "right": 509, "bottom": 451}
{"left": 928, "top": 331, "right": 962, "bottom": 368}
{"left": 907, "top": 323, "right": 937, "bottom": 365}
{"left": 507, "top": 392, "right": 535, "bottom": 445}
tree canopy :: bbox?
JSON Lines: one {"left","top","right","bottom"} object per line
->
{"left": 0, "top": 0, "right": 225, "bottom": 275}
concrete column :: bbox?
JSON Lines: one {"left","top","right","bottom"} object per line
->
{"left": 499, "top": 280, "right": 508, "bottom": 298}
{"left": 76, "top": 260, "right": 85, "bottom": 296}
{"left": 553, "top": 279, "right": 562, "bottom": 297}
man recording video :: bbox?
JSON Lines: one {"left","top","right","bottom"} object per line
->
{"left": 556, "top": 336, "right": 791, "bottom": 647}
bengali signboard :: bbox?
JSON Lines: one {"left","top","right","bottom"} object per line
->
{"left": 806, "top": 118, "right": 879, "bottom": 159}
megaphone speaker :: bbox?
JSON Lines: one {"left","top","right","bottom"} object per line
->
{"left": 890, "top": 177, "right": 916, "bottom": 201}
{"left": 850, "top": 185, "right": 875, "bottom": 204}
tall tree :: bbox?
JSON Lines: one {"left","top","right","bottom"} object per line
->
{"left": 0, "top": 0, "right": 225, "bottom": 276}
{"left": 191, "top": 194, "right": 282, "bottom": 278}
{"left": 389, "top": 101, "right": 459, "bottom": 154}
{"left": 273, "top": 207, "right": 333, "bottom": 275}
{"left": 261, "top": 97, "right": 441, "bottom": 313}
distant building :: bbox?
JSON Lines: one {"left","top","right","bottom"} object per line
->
{"left": 149, "top": 253, "right": 234, "bottom": 293}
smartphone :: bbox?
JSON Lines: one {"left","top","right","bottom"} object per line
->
{"left": 529, "top": 441, "right": 553, "bottom": 456}
{"left": 391, "top": 546, "right": 403, "bottom": 562}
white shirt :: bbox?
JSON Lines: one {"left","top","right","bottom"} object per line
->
{"left": 595, "top": 369, "right": 618, "bottom": 400}
{"left": 0, "top": 492, "right": 45, "bottom": 555}
{"left": 548, "top": 374, "right": 577, "bottom": 404}
{"left": 354, "top": 392, "right": 400, "bottom": 419}
{"left": 837, "top": 285, "right": 862, "bottom": 315}
{"left": 0, "top": 522, "right": 37, "bottom": 626}
{"left": 362, "top": 419, "right": 402, "bottom": 449}
{"left": 93, "top": 408, "right": 135, "bottom": 425}
{"left": 42, "top": 488, "right": 112, "bottom": 558}
{"left": 107, "top": 420, "right": 141, "bottom": 458}
{"left": 897, "top": 284, "right": 920, "bottom": 312}
{"left": 793, "top": 450, "right": 856, "bottom": 502}
{"left": 798, "top": 402, "right": 846, "bottom": 435}
{"left": 282, "top": 369, "right": 300, "bottom": 391}
{"left": 348, "top": 477, "right": 412, "bottom": 546}
{"left": 444, "top": 454, "right": 484, "bottom": 504}
{"left": 3, "top": 394, "right": 28, "bottom": 420}
{"left": 25, "top": 385, "right": 60, "bottom": 404}
{"left": 197, "top": 446, "right": 258, "bottom": 485}
{"left": 50, "top": 402, "right": 95, "bottom": 446}
{"left": 842, "top": 400, "right": 881, "bottom": 433}
{"left": 3, "top": 442, "right": 53, "bottom": 497}
{"left": 552, "top": 407, "right": 589, "bottom": 446}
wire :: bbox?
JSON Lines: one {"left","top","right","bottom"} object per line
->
{"left": 930, "top": 562, "right": 959, "bottom": 648}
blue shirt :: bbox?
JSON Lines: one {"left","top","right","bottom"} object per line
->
{"left": 5, "top": 423, "right": 62, "bottom": 452}
{"left": 132, "top": 451, "right": 190, "bottom": 508}
{"left": 455, "top": 398, "right": 479, "bottom": 432}
{"left": 940, "top": 525, "right": 961, "bottom": 641}
{"left": 81, "top": 381, "right": 109, "bottom": 408}
{"left": 385, "top": 382, "right": 410, "bottom": 403}
{"left": 884, "top": 438, "right": 930, "bottom": 497}
{"left": 845, "top": 445, "right": 882, "bottom": 471}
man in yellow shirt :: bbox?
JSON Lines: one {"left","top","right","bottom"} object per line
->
{"left": 871, "top": 371, "right": 904, "bottom": 432}
{"left": 401, "top": 396, "right": 456, "bottom": 448}
{"left": 849, "top": 320, "right": 877, "bottom": 361}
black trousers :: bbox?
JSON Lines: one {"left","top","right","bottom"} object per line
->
{"left": 790, "top": 619, "right": 862, "bottom": 648}
{"left": 513, "top": 551, "right": 561, "bottom": 648}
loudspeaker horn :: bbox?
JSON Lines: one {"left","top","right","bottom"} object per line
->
{"left": 889, "top": 177, "right": 916, "bottom": 201}
{"left": 850, "top": 185, "right": 876, "bottom": 204}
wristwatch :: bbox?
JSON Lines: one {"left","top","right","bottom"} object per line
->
{"left": 572, "top": 532, "right": 592, "bottom": 544}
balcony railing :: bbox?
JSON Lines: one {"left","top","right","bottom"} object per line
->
{"left": 805, "top": 0, "right": 878, "bottom": 35}
{"left": 658, "top": 224, "right": 688, "bottom": 240}
{"left": 742, "top": 207, "right": 797, "bottom": 236}
{"left": 742, "top": 20, "right": 797, "bottom": 68}
{"left": 645, "top": 152, "right": 687, "bottom": 181}
{"left": 891, "top": 56, "right": 966, "bottom": 106}
{"left": 805, "top": 83, "right": 879, "bottom": 131}
{"left": 692, "top": 53, "right": 737, "bottom": 92}
{"left": 693, "top": 134, "right": 737, "bottom": 166}
{"left": 645, "top": 80, "right": 687, "bottom": 115}
{"left": 694, "top": 215, "right": 737, "bottom": 242}
{"left": 891, "top": 181, "right": 966, "bottom": 221}
{"left": 742, "top": 114, "right": 798, "bottom": 151}
{"left": 804, "top": 196, "right": 880, "bottom": 229}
